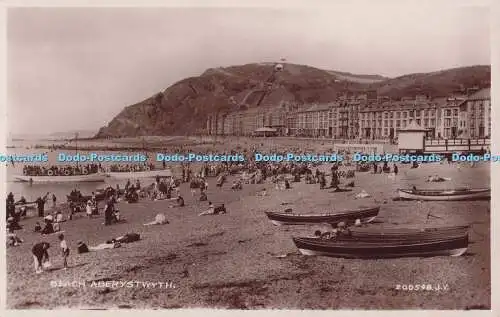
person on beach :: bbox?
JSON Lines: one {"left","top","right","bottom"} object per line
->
{"left": 330, "top": 172, "right": 339, "bottom": 190}
{"left": 54, "top": 210, "right": 65, "bottom": 223}
{"left": 337, "top": 222, "right": 352, "bottom": 237}
{"left": 41, "top": 218, "right": 55, "bottom": 235}
{"left": 199, "top": 202, "right": 215, "bottom": 216}
{"left": 58, "top": 234, "right": 69, "bottom": 270}
{"left": 32, "top": 242, "right": 50, "bottom": 274}
{"left": 52, "top": 194, "right": 57, "bottom": 208}
{"left": 284, "top": 179, "right": 291, "bottom": 189}
{"left": 104, "top": 195, "right": 115, "bottom": 226}
{"left": 36, "top": 196, "right": 45, "bottom": 217}
{"left": 200, "top": 190, "right": 208, "bottom": 201}
{"left": 176, "top": 195, "right": 185, "bottom": 207}
{"left": 7, "top": 231, "right": 23, "bottom": 247}
{"left": 190, "top": 179, "right": 197, "bottom": 196}
{"left": 89, "top": 240, "right": 121, "bottom": 251}
{"left": 144, "top": 213, "right": 169, "bottom": 226}
{"left": 86, "top": 200, "right": 93, "bottom": 218}
{"left": 34, "top": 222, "right": 42, "bottom": 232}
{"left": 393, "top": 164, "right": 398, "bottom": 175}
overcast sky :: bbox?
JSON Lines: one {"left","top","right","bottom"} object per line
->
{"left": 7, "top": 4, "right": 491, "bottom": 135}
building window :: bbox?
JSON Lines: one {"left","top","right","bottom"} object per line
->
{"left": 389, "top": 121, "right": 393, "bottom": 127}
{"left": 416, "top": 110, "right": 421, "bottom": 117}
{"left": 389, "top": 112, "right": 393, "bottom": 118}
{"left": 402, "top": 120, "right": 407, "bottom": 127}
{"left": 430, "top": 119, "right": 435, "bottom": 126}
{"left": 453, "top": 109, "right": 458, "bottom": 116}
{"left": 396, "top": 121, "right": 401, "bottom": 128}
{"left": 424, "top": 119, "right": 428, "bottom": 126}
{"left": 409, "top": 111, "right": 414, "bottom": 118}
{"left": 445, "top": 118, "right": 451, "bottom": 127}
{"left": 403, "top": 112, "right": 408, "bottom": 118}
{"left": 396, "top": 112, "right": 400, "bottom": 119}
{"left": 446, "top": 109, "right": 451, "bottom": 116}
{"left": 416, "top": 119, "right": 421, "bottom": 125}
{"left": 424, "top": 110, "right": 428, "bottom": 117}
{"left": 430, "top": 110, "right": 435, "bottom": 117}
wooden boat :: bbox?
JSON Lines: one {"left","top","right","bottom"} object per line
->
{"left": 107, "top": 169, "right": 173, "bottom": 179}
{"left": 398, "top": 188, "right": 490, "bottom": 201}
{"left": 292, "top": 234, "right": 468, "bottom": 258}
{"left": 265, "top": 207, "right": 379, "bottom": 226}
{"left": 13, "top": 173, "right": 107, "bottom": 183}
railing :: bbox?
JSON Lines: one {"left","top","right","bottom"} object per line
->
{"left": 424, "top": 138, "right": 490, "bottom": 153}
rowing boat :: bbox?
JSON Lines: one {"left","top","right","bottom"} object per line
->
{"left": 292, "top": 234, "right": 468, "bottom": 258}
{"left": 265, "top": 207, "right": 379, "bottom": 226}
{"left": 13, "top": 173, "right": 107, "bottom": 183}
{"left": 106, "top": 169, "right": 173, "bottom": 179}
{"left": 398, "top": 188, "right": 490, "bottom": 201}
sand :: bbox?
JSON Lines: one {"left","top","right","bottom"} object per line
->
{"left": 6, "top": 161, "right": 490, "bottom": 309}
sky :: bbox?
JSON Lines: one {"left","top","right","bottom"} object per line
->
{"left": 7, "top": 4, "right": 491, "bottom": 135}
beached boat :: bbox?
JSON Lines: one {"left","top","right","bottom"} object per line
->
{"left": 106, "top": 169, "right": 173, "bottom": 179}
{"left": 265, "top": 207, "right": 379, "bottom": 226}
{"left": 13, "top": 173, "right": 106, "bottom": 183}
{"left": 398, "top": 188, "right": 490, "bottom": 201}
{"left": 292, "top": 234, "right": 468, "bottom": 258}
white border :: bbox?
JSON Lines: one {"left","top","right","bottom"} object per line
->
{"left": 0, "top": 0, "right": 497, "bottom": 316}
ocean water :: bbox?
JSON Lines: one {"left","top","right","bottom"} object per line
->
{"left": 4, "top": 140, "right": 178, "bottom": 203}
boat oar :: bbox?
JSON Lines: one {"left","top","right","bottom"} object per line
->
{"left": 427, "top": 213, "right": 443, "bottom": 220}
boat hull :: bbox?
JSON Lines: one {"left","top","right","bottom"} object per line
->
{"left": 266, "top": 207, "right": 379, "bottom": 226}
{"left": 293, "top": 235, "right": 468, "bottom": 258}
{"left": 107, "top": 169, "right": 173, "bottom": 179}
{"left": 398, "top": 188, "right": 490, "bottom": 201}
{"left": 13, "top": 173, "right": 106, "bottom": 183}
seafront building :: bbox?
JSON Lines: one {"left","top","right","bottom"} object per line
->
{"left": 205, "top": 87, "right": 491, "bottom": 140}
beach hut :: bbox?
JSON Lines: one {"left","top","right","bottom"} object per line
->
{"left": 397, "top": 121, "right": 430, "bottom": 154}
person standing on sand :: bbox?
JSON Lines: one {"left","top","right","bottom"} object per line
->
{"left": 36, "top": 196, "right": 45, "bottom": 217}
{"left": 32, "top": 242, "right": 50, "bottom": 274}
{"left": 104, "top": 194, "right": 115, "bottom": 226}
{"left": 393, "top": 164, "right": 398, "bottom": 176}
{"left": 52, "top": 194, "right": 57, "bottom": 208}
{"left": 58, "top": 234, "right": 69, "bottom": 270}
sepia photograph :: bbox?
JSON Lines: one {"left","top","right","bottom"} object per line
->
{"left": 3, "top": 1, "right": 493, "bottom": 311}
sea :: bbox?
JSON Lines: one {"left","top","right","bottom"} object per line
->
{"left": 4, "top": 138, "right": 176, "bottom": 203}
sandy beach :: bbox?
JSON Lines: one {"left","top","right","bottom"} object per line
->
{"left": 6, "top": 160, "right": 490, "bottom": 309}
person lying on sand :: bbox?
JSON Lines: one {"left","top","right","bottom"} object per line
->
{"left": 106, "top": 233, "right": 140, "bottom": 244}
{"left": 426, "top": 174, "right": 450, "bottom": 182}
{"left": 199, "top": 202, "right": 226, "bottom": 216}
{"left": 7, "top": 232, "right": 23, "bottom": 247}
{"left": 144, "top": 213, "right": 169, "bottom": 226}
{"left": 88, "top": 240, "right": 122, "bottom": 251}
